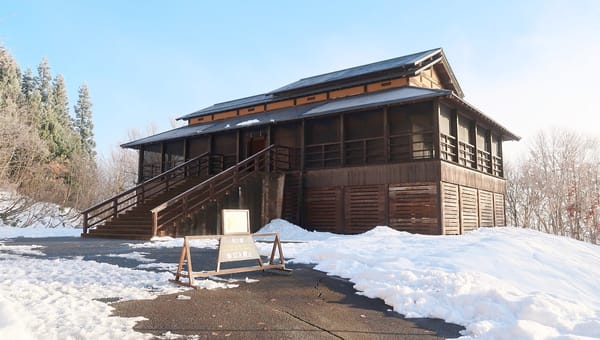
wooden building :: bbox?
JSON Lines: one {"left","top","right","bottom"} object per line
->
{"left": 81, "top": 48, "right": 519, "bottom": 239}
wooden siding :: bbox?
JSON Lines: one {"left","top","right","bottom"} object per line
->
{"left": 189, "top": 116, "right": 212, "bottom": 125}
{"left": 409, "top": 67, "right": 443, "bottom": 90}
{"left": 478, "top": 190, "right": 494, "bottom": 227}
{"left": 388, "top": 183, "right": 438, "bottom": 234}
{"left": 304, "top": 187, "right": 342, "bottom": 232}
{"left": 441, "top": 161, "right": 505, "bottom": 193}
{"left": 239, "top": 105, "right": 265, "bottom": 116}
{"left": 344, "top": 185, "right": 386, "bottom": 233}
{"left": 304, "top": 161, "right": 440, "bottom": 188}
{"left": 459, "top": 186, "right": 478, "bottom": 232}
{"left": 494, "top": 193, "right": 506, "bottom": 226}
{"left": 295, "top": 92, "right": 328, "bottom": 105}
{"left": 441, "top": 182, "right": 460, "bottom": 235}
{"left": 212, "top": 110, "right": 238, "bottom": 120}
{"left": 329, "top": 85, "right": 365, "bottom": 99}
{"left": 266, "top": 99, "right": 294, "bottom": 111}
{"left": 366, "top": 78, "right": 408, "bottom": 92}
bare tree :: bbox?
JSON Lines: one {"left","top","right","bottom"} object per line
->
{"left": 506, "top": 129, "right": 600, "bottom": 244}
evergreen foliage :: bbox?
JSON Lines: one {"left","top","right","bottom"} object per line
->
{"left": 0, "top": 44, "right": 98, "bottom": 212}
{"left": 74, "top": 83, "right": 95, "bottom": 159}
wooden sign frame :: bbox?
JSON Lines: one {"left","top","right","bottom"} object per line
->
{"left": 170, "top": 232, "right": 288, "bottom": 288}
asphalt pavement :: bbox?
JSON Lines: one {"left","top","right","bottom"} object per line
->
{"left": 6, "top": 236, "right": 464, "bottom": 339}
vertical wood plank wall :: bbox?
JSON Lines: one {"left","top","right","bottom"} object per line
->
{"left": 459, "top": 186, "right": 479, "bottom": 232}
{"left": 478, "top": 190, "right": 494, "bottom": 227}
{"left": 493, "top": 193, "right": 506, "bottom": 226}
{"left": 441, "top": 183, "right": 460, "bottom": 235}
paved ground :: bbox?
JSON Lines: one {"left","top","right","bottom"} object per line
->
{"left": 6, "top": 237, "right": 464, "bottom": 339}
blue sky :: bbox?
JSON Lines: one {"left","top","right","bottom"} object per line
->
{"left": 2, "top": 1, "right": 599, "bottom": 160}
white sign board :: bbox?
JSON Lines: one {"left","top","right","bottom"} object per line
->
{"left": 218, "top": 235, "right": 261, "bottom": 262}
{"left": 222, "top": 209, "right": 250, "bottom": 235}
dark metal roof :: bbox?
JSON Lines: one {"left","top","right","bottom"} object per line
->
{"left": 269, "top": 48, "right": 442, "bottom": 95}
{"left": 176, "top": 48, "right": 464, "bottom": 121}
{"left": 123, "top": 87, "right": 461, "bottom": 149}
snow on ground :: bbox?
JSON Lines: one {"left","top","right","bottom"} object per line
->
{"left": 0, "top": 230, "right": 237, "bottom": 339}
{"left": 127, "top": 236, "right": 218, "bottom": 249}
{"left": 0, "top": 226, "right": 81, "bottom": 238}
{"left": 1, "top": 216, "right": 599, "bottom": 339}
{"left": 256, "top": 222, "right": 600, "bottom": 339}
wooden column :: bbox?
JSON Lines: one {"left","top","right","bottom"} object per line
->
{"left": 433, "top": 99, "right": 444, "bottom": 234}
{"left": 383, "top": 106, "right": 390, "bottom": 162}
{"left": 137, "top": 146, "right": 144, "bottom": 184}
{"left": 340, "top": 114, "right": 345, "bottom": 166}
{"left": 433, "top": 99, "right": 441, "bottom": 160}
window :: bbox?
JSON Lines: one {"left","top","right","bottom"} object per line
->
{"left": 305, "top": 116, "right": 341, "bottom": 168}
{"left": 142, "top": 143, "right": 162, "bottom": 180}
{"left": 388, "top": 102, "right": 434, "bottom": 161}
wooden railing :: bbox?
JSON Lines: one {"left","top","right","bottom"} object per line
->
{"left": 81, "top": 152, "right": 223, "bottom": 234}
{"left": 493, "top": 155, "right": 503, "bottom": 177}
{"left": 344, "top": 137, "right": 385, "bottom": 165}
{"left": 440, "top": 133, "right": 457, "bottom": 162}
{"left": 305, "top": 142, "right": 341, "bottom": 168}
{"left": 458, "top": 141, "right": 476, "bottom": 168}
{"left": 150, "top": 145, "right": 294, "bottom": 237}
{"left": 389, "top": 131, "right": 434, "bottom": 161}
{"left": 477, "top": 149, "right": 492, "bottom": 173}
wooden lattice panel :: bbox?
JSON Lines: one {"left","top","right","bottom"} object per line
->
{"left": 388, "top": 183, "right": 438, "bottom": 234}
{"left": 304, "top": 187, "right": 342, "bottom": 232}
{"left": 460, "top": 186, "right": 478, "bottom": 232}
{"left": 494, "top": 193, "right": 506, "bottom": 226}
{"left": 478, "top": 190, "right": 494, "bottom": 227}
{"left": 441, "top": 182, "right": 460, "bottom": 235}
{"left": 344, "top": 185, "right": 386, "bottom": 234}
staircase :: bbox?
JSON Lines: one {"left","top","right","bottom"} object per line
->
{"left": 81, "top": 145, "right": 294, "bottom": 240}
{"left": 83, "top": 176, "right": 206, "bottom": 239}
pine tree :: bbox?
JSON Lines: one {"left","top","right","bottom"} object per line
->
{"left": 35, "top": 58, "right": 52, "bottom": 104}
{"left": 46, "top": 74, "right": 77, "bottom": 159}
{"left": 0, "top": 46, "right": 22, "bottom": 114}
{"left": 20, "top": 68, "right": 42, "bottom": 126}
{"left": 74, "top": 83, "right": 95, "bottom": 159}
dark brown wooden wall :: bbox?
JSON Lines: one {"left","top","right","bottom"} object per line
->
{"left": 344, "top": 185, "right": 386, "bottom": 233}
{"left": 388, "top": 183, "right": 438, "bottom": 234}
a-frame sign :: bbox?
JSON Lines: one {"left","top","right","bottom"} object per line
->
{"left": 170, "top": 209, "right": 288, "bottom": 288}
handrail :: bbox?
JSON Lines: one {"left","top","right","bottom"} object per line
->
{"left": 150, "top": 145, "right": 294, "bottom": 237}
{"left": 81, "top": 152, "right": 222, "bottom": 234}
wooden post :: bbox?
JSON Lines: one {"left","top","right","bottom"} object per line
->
{"left": 83, "top": 213, "right": 88, "bottom": 234}
{"left": 152, "top": 212, "right": 158, "bottom": 237}
{"left": 112, "top": 200, "right": 118, "bottom": 219}
{"left": 383, "top": 106, "right": 389, "bottom": 162}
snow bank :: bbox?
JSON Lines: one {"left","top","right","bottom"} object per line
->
{"left": 0, "top": 190, "right": 81, "bottom": 229}
{"left": 255, "top": 225, "right": 600, "bottom": 339}
{"left": 256, "top": 218, "right": 337, "bottom": 241}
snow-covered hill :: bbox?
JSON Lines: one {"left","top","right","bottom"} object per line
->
{"left": 0, "top": 219, "right": 599, "bottom": 339}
